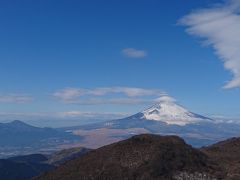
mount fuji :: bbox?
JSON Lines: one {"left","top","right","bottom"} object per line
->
{"left": 141, "top": 98, "right": 213, "bottom": 126}
{"left": 83, "top": 96, "right": 215, "bottom": 129}
{"left": 67, "top": 96, "right": 240, "bottom": 147}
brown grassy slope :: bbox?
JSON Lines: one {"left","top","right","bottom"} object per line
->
{"left": 35, "top": 134, "right": 224, "bottom": 180}
{"left": 202, "top": 137, "right": 240, "bottom": 180}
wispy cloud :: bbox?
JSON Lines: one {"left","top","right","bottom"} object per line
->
{"left": 179, "top": 0, "right": 240, "bottom": 89}
{"left": 60, "top": 98, "right": 153, "bottom": 105}
{"left": 0, "top": 94, "right": 33, "bottom": 103}
{"left": 57, "top": 111, "right": 129, "bottom": 119}
{"left": 122, "top": 48, "right": 147, "bottom": 58}
{"left": 53, "top": 88, "right": 85, "bottom": 102}
{"left": 0, "top": 111, "right": 129, "bottom": 121}
{"left": 53, "top": 87, "right": 164, "bottom": 105}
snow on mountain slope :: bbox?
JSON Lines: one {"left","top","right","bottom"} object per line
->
{"left": 141, "top": 96, "right": 213, "bottom": 126}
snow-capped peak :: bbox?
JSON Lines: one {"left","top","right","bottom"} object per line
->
{"left": 142, "top": 96, "right": 212, "bottom": 126}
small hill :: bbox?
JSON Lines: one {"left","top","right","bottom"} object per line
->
{"left": 202, "top": 137, "right": 240, "bottom": 180}
{"left": 35, "top": 134, "right": 224, "bottom": 180}
{"left": 0, "top": 159, "right": 53, "bottom": 180}
{"left": 0, "top": 147, "right": 90, "bottom": 180}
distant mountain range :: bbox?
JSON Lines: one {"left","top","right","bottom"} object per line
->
{"left": 0, "top": 120, "right": 82, "bottom": 158}
{"left": 35, "top": 134, "right": 240, "bottom": 180}
{"left": 67, "top": 99, "right": 240, "bottom": 147}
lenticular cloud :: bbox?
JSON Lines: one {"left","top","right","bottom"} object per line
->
{"left": 180, "top": 0, "right": 240, "bottom": 89}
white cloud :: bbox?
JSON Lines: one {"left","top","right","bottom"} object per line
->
{"left": 90, "top": 87, "right": 162, "bottom": 97}
{"left": 67, "top": 98, "right": 152, "bottom": 105}
{"left": 0, "top": 94, "right": 33, "bottom": 103}
{"left": 154, "top": 95, "right": 176, "bottom": 103}
{"left": 53, "top": 88, "right": 85, "bottom": 102}
{"left": 0, "top": 111, "right": 129, "bottom": 121}
{"left": 122, "top": 48, "right": 147, "bottom": 58}
{"left": 179, "top": 0, "right": 240, "bottom": 88}
{"left": 53, "top": 87, "right": 164, "bottom": 105}
{"left": 57, "top": 111, "right": 129, "bottom": 119}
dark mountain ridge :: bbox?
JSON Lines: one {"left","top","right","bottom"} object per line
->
{"left": 2, "top": 134, "right": 240, "bottom": 180}
{"left": 35, "top": 134, "right": 224, "bottom": 180}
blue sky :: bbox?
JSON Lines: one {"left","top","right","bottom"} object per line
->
{"left": 0, "top": 0, "right": 240, "bottom": 126}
